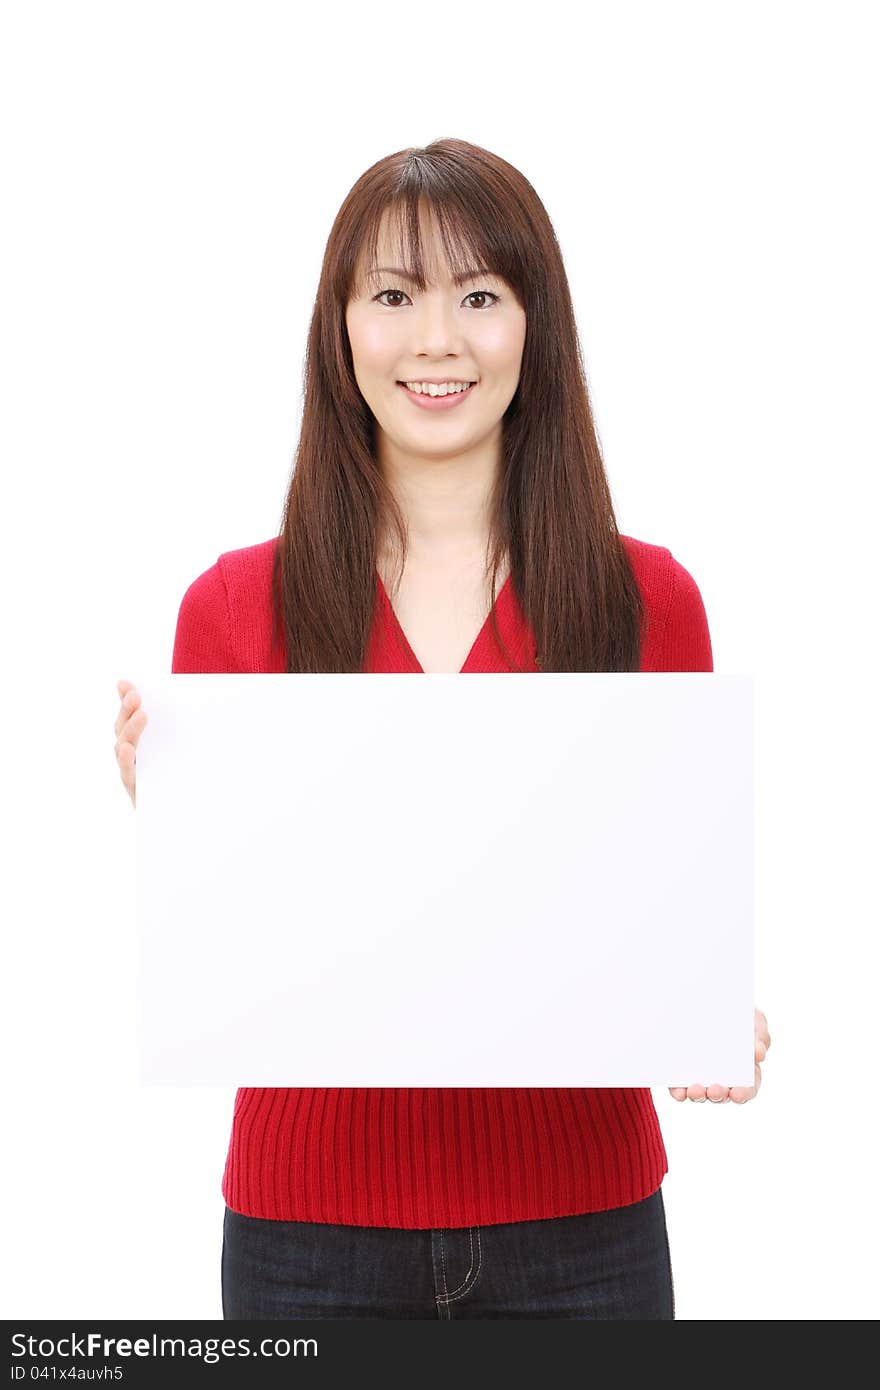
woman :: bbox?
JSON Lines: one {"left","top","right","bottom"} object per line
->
{"left": 114, "top": 138, "right": 771, "bottom": 1320}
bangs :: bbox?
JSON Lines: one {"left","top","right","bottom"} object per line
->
{"left": 348, "top": 193, "right": 524, "bottom": 303}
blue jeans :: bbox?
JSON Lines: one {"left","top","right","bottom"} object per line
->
{"left": 221, "top": 1186, "right": 674, "bottom": 1320}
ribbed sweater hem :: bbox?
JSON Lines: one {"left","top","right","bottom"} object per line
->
{"left": 218, "top": 1087, "right": 668, "bottom": 1229}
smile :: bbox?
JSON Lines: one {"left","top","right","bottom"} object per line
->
{"left": 396, "top": 381, "right": 478, "bottom": 411}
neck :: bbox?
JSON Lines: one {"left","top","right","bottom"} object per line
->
{"left": 376, "top": 432, "right": 501, "bottom": 561}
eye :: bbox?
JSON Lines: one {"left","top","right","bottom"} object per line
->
{"left": 372, "top": 287, "right": 501, "bottom": 309}
{"left": 373, "top": 288, "right": 410, "bottom": 307}
{"left": 463, "top": 290, "right": 500, "bottom": 309}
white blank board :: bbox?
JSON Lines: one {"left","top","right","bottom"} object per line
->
{"left": 135, "top": 673, "right": 755, "bottom": 1086}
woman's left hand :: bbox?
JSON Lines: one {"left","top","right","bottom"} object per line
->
{"left": 669, "top": 1007, "right": 771, "bottom": 1104}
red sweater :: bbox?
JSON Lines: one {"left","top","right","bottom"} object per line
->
{"left": 171, "top": 534, "right": 713, "bottom": 1228}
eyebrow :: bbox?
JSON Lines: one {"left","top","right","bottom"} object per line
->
{"left": 366, "top": 265, "right": 495, "bottom": 287}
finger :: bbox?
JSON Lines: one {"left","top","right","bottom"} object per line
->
{"left": 706, "top": 1084, "right": 730, "bottom": 1103}
{"left": 730, "top": 1062, "right": 761, "bottom": 1104}
{"left": 669, "top": 1087, "right": 687, "bottom": 1101}
{"left": 755, "top": 1036, "right": 768, "bottom": 1063}
{"left": 114, "top": 687, "right": 141, "bottom": 738}
{"left": 115, "top": 708, "right": 148, "bottom": 753}
{"left": 115, "top": 689, "right": 140, "bottom": 738}
{"left": 686, "top": 1084, "right": 707, "bottom": 1102}
{"left": 754, "top": 1008, "right": 771, "bottom": 1052}
{"left": 114, "top": 719, "right": 147, "bottom": 780}
{"left": 126, "top": 708, "right": 148, "bottom": 743}
{"left": 117, "top": 741, "right": 136, "bottom": 798}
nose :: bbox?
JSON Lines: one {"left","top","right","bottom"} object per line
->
{"left": 409, "top": 294, "right": 467, "bottom": 361}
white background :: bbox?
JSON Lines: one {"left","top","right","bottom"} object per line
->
{"left": 2, "top": 0, "right": 877, "bottom": 1321}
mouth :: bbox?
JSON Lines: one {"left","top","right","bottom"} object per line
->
{"left": 395, "top": 380, "right": 478, "bottom": 411}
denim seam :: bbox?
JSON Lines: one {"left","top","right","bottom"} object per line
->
{"left": 659, "top": 1189, "right": 676, "bottom": 1320}
{"left": 436, "top": 1229, "right": 482, "bottom": 1303}
{"left": 220, "top": 1211, "right": 228, "bottom": 1319}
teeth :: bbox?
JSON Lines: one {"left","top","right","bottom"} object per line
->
{"left": 403, "top": 381, "right": 474, "bottom": 396}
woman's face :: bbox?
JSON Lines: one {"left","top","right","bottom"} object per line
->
{"left": 345, "top": 219, "right": 527, "bottom": 459}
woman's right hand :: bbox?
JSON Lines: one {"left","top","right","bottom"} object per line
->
{"left": 115, "top": 678, "right": 148, "bottom": 808}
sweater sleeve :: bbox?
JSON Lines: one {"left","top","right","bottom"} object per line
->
{"left": 655, "top": 555, "right": 714, "bottom": 673}
{"left": 171, "top": 558, "right": 241, "bottom": 674}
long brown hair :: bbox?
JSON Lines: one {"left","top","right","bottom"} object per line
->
{"left": 272, "top": 136, "right": 645, "bottom": 673}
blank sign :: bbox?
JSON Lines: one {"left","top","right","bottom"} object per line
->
{"left": 135, "top": 673, "right": 755, "bottom": 1087}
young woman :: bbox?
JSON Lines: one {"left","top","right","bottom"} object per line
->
{"left": 114, "top": 137, "right": 771, "bottom": 1320}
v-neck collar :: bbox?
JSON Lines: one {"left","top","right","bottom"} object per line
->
{"left": 375, "top": 568, "right": 514, "bottom": 674}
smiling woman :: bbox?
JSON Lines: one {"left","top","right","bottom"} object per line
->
{"left": 116, "top": 135, "right": 768, "bottom": 1322}
{"left": 270, "top": 140, "right": 646, "bottom": 676}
